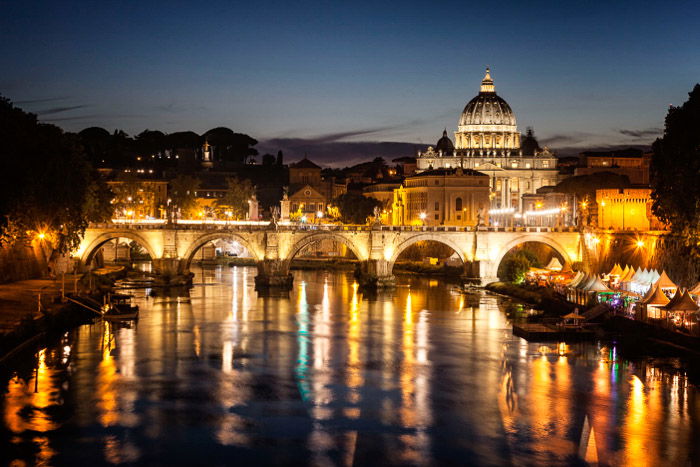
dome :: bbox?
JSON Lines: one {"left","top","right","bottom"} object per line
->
{"left": 458, "top": 68, "right": 516, "bottom": 127}
{"left": 435, "top": 129, "right": 454, "bottom": 154}
{"left": 521, "top": 127, "right": 541, "bottom": 156}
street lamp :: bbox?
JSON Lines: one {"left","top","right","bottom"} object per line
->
{"left": 419, "top": 212, "right": 427, "bottom": 226}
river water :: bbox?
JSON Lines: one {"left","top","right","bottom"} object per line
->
{"left": 1, "top": 266, "right": 699, "bottom": 466}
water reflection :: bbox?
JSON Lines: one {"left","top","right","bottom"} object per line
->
{"left": 1, "top": 267, "right": 699, "bottom": 465}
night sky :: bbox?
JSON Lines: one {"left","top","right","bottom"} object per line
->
{"left": 2, "top": 0, "right": 699, "bottom": 165}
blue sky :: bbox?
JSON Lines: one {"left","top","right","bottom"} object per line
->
{"left": 2, "top": 0, "right": 699, "bottom": 164}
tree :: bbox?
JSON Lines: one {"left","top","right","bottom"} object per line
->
{"left": 0, "top": 96, "right": 113, "bottom": 253}
{"left": 170, "top": 175, "right": 201, "bottom": 218}
{"left": 262, "top": 153, "right": 276, "bottom": 165}
{"left": 331, "top": 193, "right": 382, "bottom": 224}
{"left": 499, "top": 253, "right": 531, "bottom": 284}
{"left": 651, "top": 84, "right": 700, "bottom": 247}
{"left": 203, "top": 127, "right": 258, "bottom": 164}
{"left": 215, "top": 177, "right": 254, "bottom": 219}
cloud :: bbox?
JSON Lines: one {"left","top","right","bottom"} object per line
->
{"left": 40, "top": 113, "right": 144, "bottom": 122}
{"left": 257, "top": 137, "right": 426, "bottom": 168}
{"left": 618, "top": 128, "right": 661, "bottom": 138}
{"left": 36, "top": 105, "right": 88, "bottom": 115}
{"left": 14, "top": 96, "right": 71, "bottom": 105}
{"left": 539, "top": 133, "right": 592, "bottom": 146}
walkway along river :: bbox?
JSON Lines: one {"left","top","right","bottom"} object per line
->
{"left": 1, "top": 266, "right": 699, "bottom": 465}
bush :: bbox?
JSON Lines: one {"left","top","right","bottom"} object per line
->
{"left": 499, "top": 253, "right": 531, "bottom": 283}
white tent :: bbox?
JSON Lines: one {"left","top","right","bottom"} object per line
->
{"left": 545, "top": 257, "right": 564, "bottom": 271}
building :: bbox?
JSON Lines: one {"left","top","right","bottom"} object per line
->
{"left": 391, "top": 168, "right": 490, "bottom": 226}
{"left": 575, "top": 148, "right": 651, "bottom": 185}
{"left": 363, "top": 182, "right": 402, "bottom": 224}
{"left": 596, "top": 188, "right": 666, "bottom": 230}
{"left": 106, "top": 175, "right": 169, "bottom": 219}
{"left": 517, "top": 187, "right": 576, "bottom": 227}
{"left": 287, "top": 157, "right": 346, "bottom": 220}
{"left": 416, "top": 68, "right": 560, "bottom": 210}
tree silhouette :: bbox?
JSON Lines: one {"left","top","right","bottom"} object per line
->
{"left": 651, "top": 84, "right": 700, "bottom": 245}
{"left": 0, "top": 96, "right": 113, "bottom": 252}
{"left": 203, "top": 127, "right": 258, "bottom": 164}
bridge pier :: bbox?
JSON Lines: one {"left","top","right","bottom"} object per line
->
{"left": 153, "top": 258, "right": 193, "bottom": 286}
{"left": 356, "top": 259, "right": 395, "bottom": 289}
{"left": 254, "top": 259, "right": 293, "bottom": 290}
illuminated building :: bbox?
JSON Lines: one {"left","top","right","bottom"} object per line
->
{"left": 288, "top": 157, "right": 346, "bottom": 220}
{"left": 596, "top": 188, "right": 666, "bottom": 230}
{"left": 391, "top": 168, "right": 490, "bottom": 226}
{"left": 362, "top": 182, "right": 401, "bottom": 223}
{"left": 415, "top": 68, "right": 559, "bottom": 210}
{"left": 576, "top": 148, "right": 651, "bottom": 185}
{"left": 107, "top": 179, "right": 169, "bottom": 219}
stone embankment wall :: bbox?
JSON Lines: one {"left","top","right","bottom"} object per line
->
{"left": 584, "top": 232, "right": 700, "bottom": 287}
{"left": 0, "top": 241, "right": 47, "bottom": 284}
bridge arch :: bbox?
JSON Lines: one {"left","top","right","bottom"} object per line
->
{"left": 80, "top": 231, "right": 158, "bottom": 267}
{"left": 182, "top": 232, "right": 262, "bottom": 270}
{"left": 285, "top": 232, "right": 368, "bottom": 264}
{"left": 493, "top": 234, "right": 573, "bottom": 272}
{"left": 388, "top": 233, "right": 467, "bottom": 273}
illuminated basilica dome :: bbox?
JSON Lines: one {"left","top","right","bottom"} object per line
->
{"left": 454, "top": 68, "right": 520, "bottom": 156}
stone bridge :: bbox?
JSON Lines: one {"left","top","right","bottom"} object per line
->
{"left": 75, "top": 222, "right": 584, "bottom": 288}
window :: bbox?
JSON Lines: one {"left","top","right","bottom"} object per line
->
{"left": 525, "top": 163, "right": 531, "bottom": 169}
{"left": 542, "top": 160, "right": 550, "bottom": 168}
{"left": 435, "top": 180, "right": 439, "bottom": 185}
{"left": 455, "top": 197, "right": 463, "bottom": 211}
{"left": 435, "top": 202, "right": 439, "bottom": 211}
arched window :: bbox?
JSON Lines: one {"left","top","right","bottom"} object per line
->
{"left": 455, "top": 197, "right": 463, "bottom": 211}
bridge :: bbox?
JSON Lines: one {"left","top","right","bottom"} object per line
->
{"left": 75, "top": 222, "right": 584, "bottom": 288}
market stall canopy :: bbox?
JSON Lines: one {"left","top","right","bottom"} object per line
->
{"left": 560, "top": 262, "right": 573, "bottom": 274}
{"left": 562, "top": 312, "right": 587, "bottom": 320}
{"left": 665, "top": 290, "right": 699, "bottom": 312}
{"left": 662, "top": 289, "right": 684, "bottom": 310}
{"left": 584, "top": 276, "right": 612, "bottom": 292}
{"left": 689, "top": 282, "right": 700, "bottom": 295}
{"left": 576, "top": 274, "right": 595, "bottom": 290}
{"left": 641, "top": 284, "right": 670, "bottom": 306}
{"left": 608, "top": 263, "right": 623, "bottom": 276}
{"left": 620, "top": 266, "right": 636, "bottom": 283}
{"left": 567, "top": 271, "right": 585, "bottom": 287}
{"left": 619, "top": 265, "right": 630, "bottom": 279}
{"left": 654, "top": 270, "right": 678, "bottom": 290}
{"left": 545, "top": 257, "right": 563, "bottom": 271}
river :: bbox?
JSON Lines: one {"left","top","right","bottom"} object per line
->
{"left": 1, "top": 266, "right": 699, "bottom": 466}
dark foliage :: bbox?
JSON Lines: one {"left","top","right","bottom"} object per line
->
{"left": 650, "top": 84, "right": 700, "bottom": 248}
{"left": 0, "top": 96, "right": 113, "bottom": 252}
{"left": 331, "top": 193, "right": 382, "bottom": 224}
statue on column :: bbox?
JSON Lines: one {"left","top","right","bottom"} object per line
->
{"left": 280, "top": 186, "right": 291, "bottom": 220}
{"left": 372, "top": 206, "right": 382, "bottom": 228}
{"left": 269, "top": 206, "right": 280, "bottom": 230}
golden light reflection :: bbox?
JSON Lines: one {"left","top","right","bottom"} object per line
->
{"left": 346, "top": 279, "right": 363, "bottom": 397}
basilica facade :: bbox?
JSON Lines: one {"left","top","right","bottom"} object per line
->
{"left": 416, "top": 68, "right": 559, "bottom": 210}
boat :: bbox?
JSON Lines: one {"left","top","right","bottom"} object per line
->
{"left": 103, "top": 293, "right": 139, "bottom": 321}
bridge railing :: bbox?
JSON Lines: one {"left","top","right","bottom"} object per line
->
{"left": 89, "top": 222, "right": 581, "bottom": 234}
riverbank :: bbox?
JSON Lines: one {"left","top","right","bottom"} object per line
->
{"left": 485, "top": 281, "right": 579, "bottom": 316}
